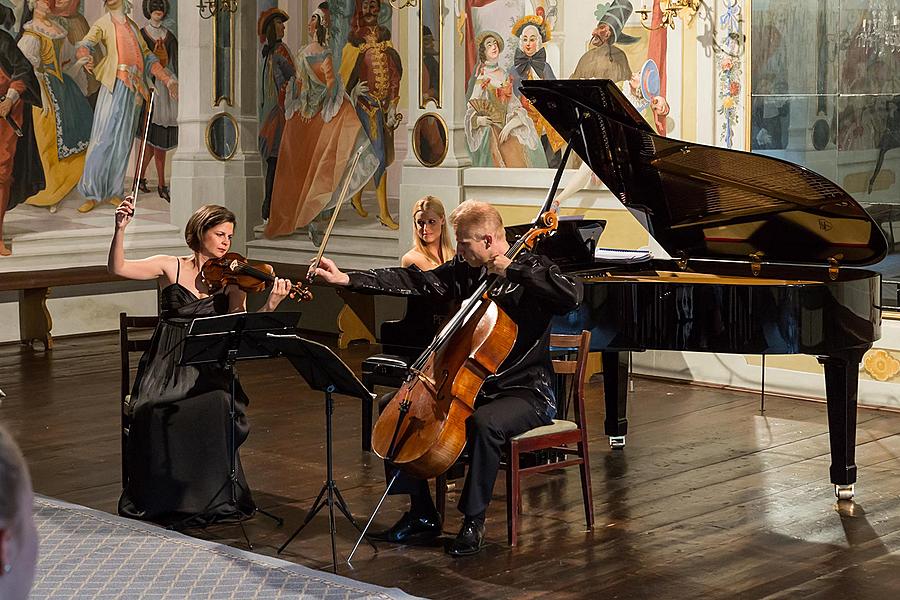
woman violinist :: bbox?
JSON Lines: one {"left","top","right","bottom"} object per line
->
{"left": 313, "top": 200, "right": 582, "bottom": 556}
{"left": 108, "top": 197, "right": 293, "bottom": 523}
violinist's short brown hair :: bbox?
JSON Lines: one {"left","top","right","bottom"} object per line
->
{"left": 449, "top": 200, "right": 504, "bottom": 238}
{"left": 184, "top": 205, "right": 236, "bottom": 252}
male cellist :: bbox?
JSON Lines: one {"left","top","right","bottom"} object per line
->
{"left": 312, "top": 199, "right": 582, "bottom": 556}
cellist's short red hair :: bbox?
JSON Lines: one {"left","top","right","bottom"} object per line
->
{"left": 449, "top": 200, "right": 504, "bottom": 238}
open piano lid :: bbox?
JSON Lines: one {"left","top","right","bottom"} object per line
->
{"left": 520, "top": 79, "right": 888, "bottom": 267}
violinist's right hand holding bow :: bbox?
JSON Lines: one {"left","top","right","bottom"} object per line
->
{"left": 309, "top": 256, "right": 350, "bottom": 286}
{"left": 115, "top": 196, "right": 135, "bottom": 230}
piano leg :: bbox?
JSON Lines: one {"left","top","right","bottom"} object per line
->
{"left": 818, "top": 347, "right": 869, "bottom": 500}
{"left": 602, "top": 351, "right": 629, "bottom": 449}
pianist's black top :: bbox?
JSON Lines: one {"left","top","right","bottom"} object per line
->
{"left": 347, "top": 252, "right": 583, "bottom": 419}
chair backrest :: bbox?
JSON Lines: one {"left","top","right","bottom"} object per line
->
{"left": 549, "top": 330, "right": 592, "bottom": 428}
{"left": 119, "top": 312, "right": 159, "bottom": 402}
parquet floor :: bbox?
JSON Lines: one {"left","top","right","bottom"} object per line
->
{"left": 3, "top": 332, "right": 900, "bottom": 599}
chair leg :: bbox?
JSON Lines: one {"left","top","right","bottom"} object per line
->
{"left": 579, "top": 439, "right": 594, "bottom": 530}
{"left": 435, "top": 473, "right": 446, "bottom": 524}
{"left": 361, "top": 385, "right": 373, "bottom": 452}
{"left": 508, "top": 442, "right": 520, "bottom": 546}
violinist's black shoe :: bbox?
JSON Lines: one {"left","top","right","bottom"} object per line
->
{"left": 368, "top": 511, "right": 441, "bottom": 545}
{"left": 445, "top": 517, "right": 485, "bottom": 557}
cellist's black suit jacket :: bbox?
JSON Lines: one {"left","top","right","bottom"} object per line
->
{"left": 347, "top": 251, "right": 583, "bottom": 420}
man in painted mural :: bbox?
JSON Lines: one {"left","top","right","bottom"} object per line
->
{"left": 422, "top": 26, "right": 439, "bottom": 103}
{"left": 570, "top": 0, "right": 636, "bottom": 82}
{"left": 341, "top": 0, "right": 402, "bottom": 230}
{"left": 75, "top": 0, "right": 178, "bottom": 213}
{"left": 509, "top": 13, "right": 564, "bottom": 169}
{"left": 137, "top": 0, "right": 178, "bottom": 202}
{"left": 257, "top": 7, "right": 295, "bottom": 223}
{"left": 0, "top": 1, "right": 44, "bottom": 256}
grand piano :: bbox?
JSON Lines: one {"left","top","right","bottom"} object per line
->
{"left": 519, "top": 79, "right": 887, "bottom": 500}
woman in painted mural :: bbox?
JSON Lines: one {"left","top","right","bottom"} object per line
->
{"left": 465, "top": 31, "right": 546, "bottom": 169}
{"left": 0, "top": 1, "right": 44, "bottom": 257}
{"left": 76, "top": 0, "right": 178, "bottom": 214}
{"left": 509, "top": 13, "right": 564, "bottom": 168}
{"left": 136, "top": 0, "right": 177, "bottom": 202}
{"left": 257, "top": 7, "right": 295, "bottom": 223}
{"left": 264, "top": 2, "right": 377, "bottom": 242}
{"left": 401, "top": 195, "right": 455, "bottom": 270}
{"left": 109, "top": 199, "right": 293, "bottom": 523}
{"left": 17, "top": 0, "right": 92, "bottom": 213}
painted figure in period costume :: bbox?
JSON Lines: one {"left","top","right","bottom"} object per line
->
{"left": 571, "top": 0, "right": 636, "bottom": 82}
{"left": 136, "top": 0, "right": 177, "bottom": 202}
{"left": 76, "top": 0, "right": 178, "bottom": 213}
{"left": 0, "top": 2, "right": 44, "bottom": 256}
{"left": 340, "top": 0, "right": 402, "bottom": 230}
{"left": 50, "top": 0, "right": 99, "bottom": 102}
{"left": 509, "top": 13, "right": 564, "bottom": 168}
{"left": 257, "top": 7, "right": 295, "bottom": 221}
{"left": 465, "top": 31, "right": 546, "bottom": 169}
{"left": 18, "top": 0, "right": 92, "bottom": 212}
{"left": 264, "top": 2, "right": 377, "bottom": 241}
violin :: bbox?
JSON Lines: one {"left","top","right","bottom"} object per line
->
{"left": 201, "top": 252, "right": 313, "bottom": 301}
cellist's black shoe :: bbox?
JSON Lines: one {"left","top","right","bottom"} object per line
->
{"left": 367, "top": 511, "right": 442, "bottom": 545}
{"left": 445, "top": 518, "right": 485, "bottom": 557}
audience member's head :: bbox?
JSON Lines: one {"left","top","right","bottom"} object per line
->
{"left": 0, "top": 423, "right": 38, "bottom": 600}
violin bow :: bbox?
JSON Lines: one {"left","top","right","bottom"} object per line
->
{"left": 306, "top": 145, "right": 366, "bottom": 282}
{"left": 129, "top": 88, "right": 156, "bottom": 214}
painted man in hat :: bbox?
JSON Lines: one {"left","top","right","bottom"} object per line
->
{"left": 258, "top": 7, "right": 295, "bottom": 222}
{"left": 571, "top": 0, "right": 636, "bottom": 82}
{"left": 75, "top": 0, "right": 178, "bottom": 213}
{"left": 0, "top": 0, "right": 44, "bottom": 256}
{"left": 509, "top": 12, "right": 564, "bottom": 168}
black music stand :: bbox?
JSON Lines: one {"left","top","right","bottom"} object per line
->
{"left": 267, "top": 333, "right": 377, "bottom": 572}
{"left": 172, "top": 311, "right": 301, "bottom": 547}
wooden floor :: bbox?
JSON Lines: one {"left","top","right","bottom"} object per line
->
{"left": 3, "top": 333, "right": 900, "bottom": 599}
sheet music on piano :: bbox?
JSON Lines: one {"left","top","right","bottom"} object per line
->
{"left": 593, "top": 247, "right": 653, "bottom": 264}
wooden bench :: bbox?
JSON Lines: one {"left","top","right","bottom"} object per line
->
{"left": 0, "top": 266, "right": 127, "bottom": 350}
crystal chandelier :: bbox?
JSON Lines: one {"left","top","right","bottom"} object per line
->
{"left": 855, "top": 1, "right": 900, "bottom": 55}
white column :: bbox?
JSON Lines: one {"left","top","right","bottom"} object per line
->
{"left": 169, "top": 4, "right": 264, "bottom": 254}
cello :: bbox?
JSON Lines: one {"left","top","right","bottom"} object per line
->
{"left": 369, "top": 209, "right": 560, "bottom": 479}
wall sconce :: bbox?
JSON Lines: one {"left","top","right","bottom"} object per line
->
{"left": 389, "top": 0, "right": 417, "bottom": 8}
{"left": 197, "top": 0, "right": 239, "bottom": 20}
{"left": 636, "top": 0, "right": 701, "bottom": 30}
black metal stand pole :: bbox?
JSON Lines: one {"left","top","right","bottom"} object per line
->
{"left": 278, "top": 386, "right": 375, "bottom": 572}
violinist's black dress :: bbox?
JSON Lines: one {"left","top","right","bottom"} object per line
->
{"left": 118, "top": 271, "right": 254, "bottom": 523}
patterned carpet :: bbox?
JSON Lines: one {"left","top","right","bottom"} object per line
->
{"left": 33, "top": 497, "right": 420, "bottom": 600}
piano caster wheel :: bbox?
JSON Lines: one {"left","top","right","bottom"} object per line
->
{"left": 834, "top": 484, "right": 855, "bottom": 500}
{"left": 609, "top": 436, "right": 626, "bottom": 449}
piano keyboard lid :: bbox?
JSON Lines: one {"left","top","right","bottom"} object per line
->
{"left": 520, "top": 79, "right": 888, "bottom": 268}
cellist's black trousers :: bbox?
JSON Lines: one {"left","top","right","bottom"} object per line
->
{"left": 378, "top": 391, "right": 549, "bottom": 518}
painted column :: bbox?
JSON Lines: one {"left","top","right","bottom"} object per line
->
{"left": 169, "top": 3, "right": 264, "bottom": 253}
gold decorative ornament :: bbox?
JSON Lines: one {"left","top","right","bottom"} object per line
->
{"left": 197, "top": 0, "right": 238, "bottom": 20}
{"left": 863, "top": 349, "right": 900, "bottom": 382}
{"left": 635, "top": 0, "right": 701, "bottom": 31}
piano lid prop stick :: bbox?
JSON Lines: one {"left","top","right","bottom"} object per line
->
{"left": 533, "top": 109, "right": 584, "bottom": 222}
{"left": 0, "top": 95, "right": 23, "bottom": 137}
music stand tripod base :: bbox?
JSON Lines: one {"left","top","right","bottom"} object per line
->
{"left": 277, "top": 385, "right": 377, "bottom": 572}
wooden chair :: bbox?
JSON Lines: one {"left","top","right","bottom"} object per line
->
{"left": 436, "top": 330, "right": 594, "bottom": 546}
{"left": 119, "top": 312, "right": 159, "bottom": 486}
